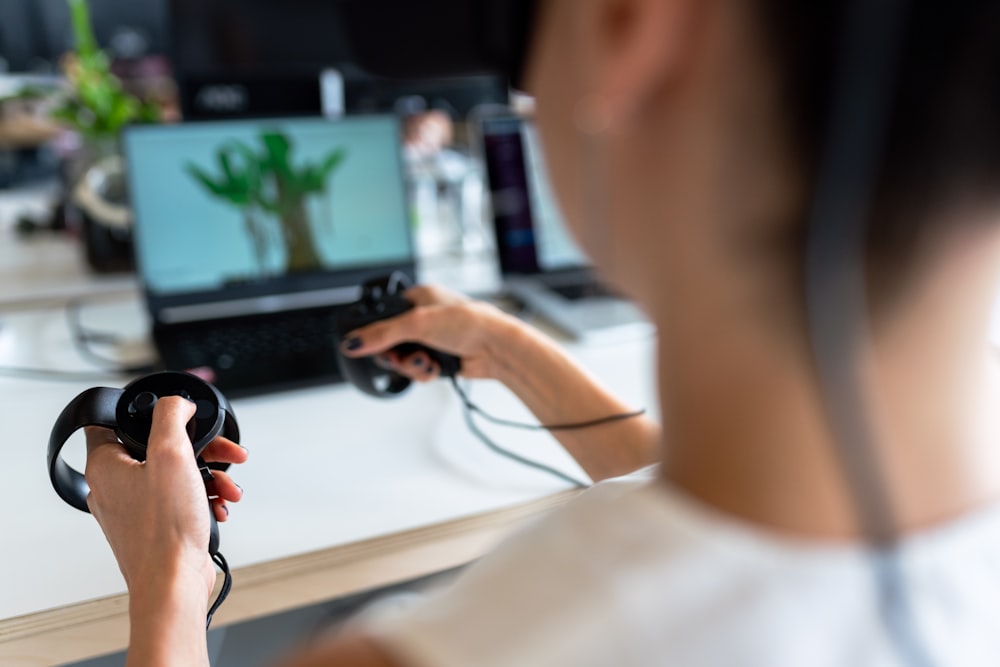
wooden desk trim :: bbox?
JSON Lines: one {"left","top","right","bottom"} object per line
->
{"left": 0, "top": 491, "right": 576, "bottom": 666}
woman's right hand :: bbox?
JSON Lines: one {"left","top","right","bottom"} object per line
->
{"left": 338, "top": 284, "right": 523, "bottom": 383}
{"left": 340, "top": 283, "right": 660, "bottom": 481}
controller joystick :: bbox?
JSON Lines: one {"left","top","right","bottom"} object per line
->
{"left": 129, "top": 391, "right": 157, "bottom": 417}
{"left": 335, "top": 273, "right": 462, "bottom": 398}
{"left": 47, "top": 371, "right": 240, "bottom": 556}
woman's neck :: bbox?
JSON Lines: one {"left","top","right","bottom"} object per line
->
{"left": 655, "top": 229, "right": 1000, "bottom": 540}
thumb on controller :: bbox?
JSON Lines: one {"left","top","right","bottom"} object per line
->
{"left": 147, "top": 396, "right": 198, "bottom": 462}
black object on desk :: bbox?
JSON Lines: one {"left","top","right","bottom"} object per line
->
{"left": 334, "top": 273, "right": 462, "bottom": 398}
{"left": 47, "top": 370, "right": 240, "bottom": 627}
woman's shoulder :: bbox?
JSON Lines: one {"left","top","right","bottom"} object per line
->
{"left": 367, "top": 471, "right": 1000, "bottom": 667}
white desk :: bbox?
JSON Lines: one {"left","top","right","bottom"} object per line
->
{"left": 0, "top": 183, "right": 138, "bottom": 311}
{"left": 0, "top": 293, "right": 657, "bottom": 665}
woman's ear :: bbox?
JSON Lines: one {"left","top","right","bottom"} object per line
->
{"left": 576, "top": 0, "right": 702, "bottom": 130}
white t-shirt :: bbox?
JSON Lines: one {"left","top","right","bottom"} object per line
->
{"left": 369, "top": 468, "right": 1000, "bottom": 666}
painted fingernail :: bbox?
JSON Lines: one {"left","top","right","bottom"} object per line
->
{"left": 343, "top": 337, "right": 363, "bottom": 351}
{"left": 222, "top": 505, "right": 229, "bottom": 516}
{"left": 236, "top": 484, "right": 244, "bottom": 494}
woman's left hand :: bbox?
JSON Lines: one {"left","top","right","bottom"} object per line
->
{"left": 84, "top": 396, "right": 248, "bottom": 600}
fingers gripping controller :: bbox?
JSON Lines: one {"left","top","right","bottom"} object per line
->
{"left": 47, "top": 371, "right": 241, "bottom": 555}
{"left": 335, "top": 273, "right": 462, "bottom": 397}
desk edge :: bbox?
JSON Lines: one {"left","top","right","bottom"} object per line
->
{"left": 0, "top": 491, "right": 577, "bottom": 665}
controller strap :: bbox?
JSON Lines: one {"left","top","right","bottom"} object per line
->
{"left": 48, "top": 387, "right": 123, "bottom": 512}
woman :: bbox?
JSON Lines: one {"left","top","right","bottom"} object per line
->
{"left": 84, "top": 0, "right": 1000, "bottom": 664}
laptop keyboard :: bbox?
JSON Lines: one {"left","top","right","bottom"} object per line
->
{"left": 548, "top": 282, "right": 614, "bottom": 301}
{"left": 155, "top": 308, "right": 345, "bottom": 396}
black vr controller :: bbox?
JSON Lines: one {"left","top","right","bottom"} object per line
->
{"left": 336, "top": 274, "right": 462, "bottom": 397}
{"left": 47, "top": 371, "right": 240, "bottom": 556}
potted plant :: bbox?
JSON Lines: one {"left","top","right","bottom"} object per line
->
{"left": 51, "top": 0, "right": 160, "bottom": 272}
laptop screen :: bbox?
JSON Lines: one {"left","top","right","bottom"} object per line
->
{"left": 480, "top": 116, "right": 588, "bottom": 275}
{"left": 124, "top": 115, "right": 414, "bottom": 322}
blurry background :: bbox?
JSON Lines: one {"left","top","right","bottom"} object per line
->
{"left": 0, "top": 0, "right": 168, "bottom": 75}
{"left": 0, "top": 0, "right": 513, "bottom": 279}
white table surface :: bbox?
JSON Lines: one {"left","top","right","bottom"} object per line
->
{"left": 0, "top": 183, "right": 137, "bottom": 310}
{"left": 0, "top": 292, "right": 657, "bottom": 623}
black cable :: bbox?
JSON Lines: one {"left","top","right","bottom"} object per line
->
{"left": 451, "top": 377, "right": 646, "bottom": 431}
{"left": 455, "top": 386, "right": 590, "bottom": 489}
{"left": 206, "top": 551, "right": 233, "bottom": 630}
{"left": 66, "top": 298, "right": 156, "bottom": 374}
{"left": 0, "top": 299, "right": 156, "bottom": 382}
{"left": 449, "top": 377, "right": 645, "bottom": 489}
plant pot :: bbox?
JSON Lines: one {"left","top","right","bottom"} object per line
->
{"left": 68, "top": 141, "right": 135, "bottom": 273}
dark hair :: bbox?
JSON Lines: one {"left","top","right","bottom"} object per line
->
{"left": 757, "top": 2, "right": 1000, "bottom": 297}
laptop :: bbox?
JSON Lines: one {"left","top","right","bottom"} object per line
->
{"left": 123, "top": 115, "right": 415, "bottom": 396}
{"left": 477, "top": 115, "right": 651, "bottom": 343}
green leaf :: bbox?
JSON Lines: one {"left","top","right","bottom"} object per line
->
{"left": 260, "top": 130, "right": 294, "bottom": 179}
{"left": 218, "top": 151, "right": 236, "bottom": 183}
{"left": 48, "top": 0, "right": 161, "bottom": 141}
{"left": 106, "top": 95, "right": 138, "bottom": 134}
{"left": 50, "top": 106, "right": 81, "bottom": 129}
{"left": 312, "top": 148, "right": 347, "bottom": 192}
{"left": 221, "top": 141, "right": 263, "bottom": 195}
{"left": 68, "top": 0, "right": 98, "bottom": 56}
{"left": 320, "top": 148, "right": 347, "bottom": 179}
{"left": 186, "top": 164, "right": 236, "bottom": 200}
{"left": 295, "top": 147, "right": 347, "bottom": 194}
{"left": 136, "top": 102, "right": 160, "bottom": 124}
